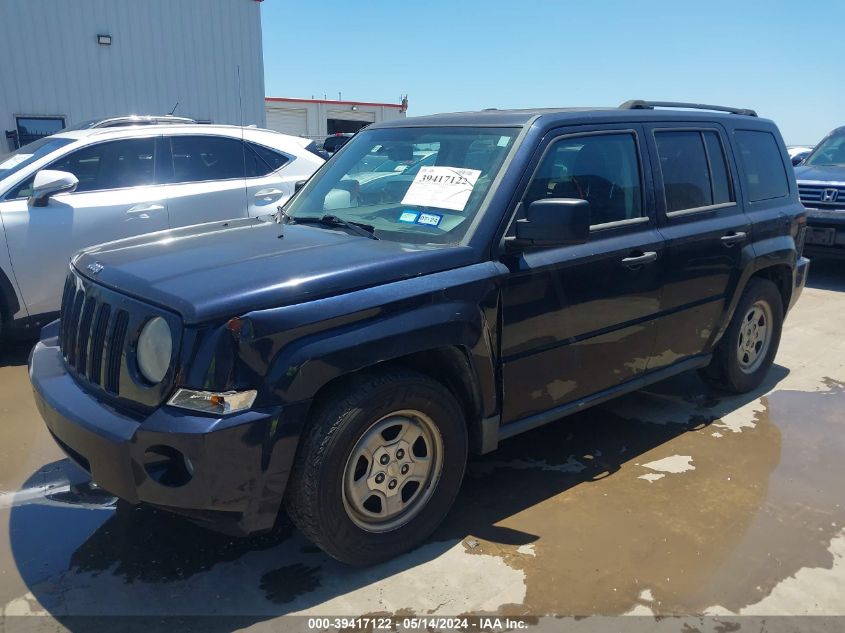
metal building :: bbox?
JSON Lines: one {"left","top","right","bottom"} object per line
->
{"left": 1, "top": 0, "right": 265, "bottom": 150}
{"left": 265, "top": 97, "right": 408, "bottom": 143}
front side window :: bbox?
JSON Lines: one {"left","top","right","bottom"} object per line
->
{"left": 804, "top": 130, "right": 845, "bottom": 167}
{"left": 8, "top": 137, "right": 155, "bottom": 198}
{"left": 53, "top": 138, "right": 156, "bottom": 192}
{"left": 655, "top": 130, "right": 734, "bottom": 212}
{"left": 1, "top": 137, "right": 75, "bottom": 197}
{"left": 285, "top": 126, "right": 518, "bottom": 245}
{"left": 524, "top": 133, "right": 643, "bottom": 226}
{"left": 167, "top": 136, "right": 247, "bottom": 183}
{"left": 734, "top": 130, "right": 789, "bottom": 202}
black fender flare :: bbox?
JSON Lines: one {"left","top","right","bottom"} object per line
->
{"left": 263, "top": 299, "right": 498, "bottom": 422}
{"left": 716, "top": 235, "right": 796, "bottom": 341}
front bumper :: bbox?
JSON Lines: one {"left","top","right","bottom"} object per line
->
{"left": 29, "top": 333, "right": 309, "bottom": 535}
{"left": 804, "top": 208, "right": 845, "bottom": 257}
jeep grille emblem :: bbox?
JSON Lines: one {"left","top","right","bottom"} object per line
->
{"left": 822, "top": 188, "right": 839, "bottom": 203}
{"left": 87, "top": 262, "right": 104, "bottom": 275}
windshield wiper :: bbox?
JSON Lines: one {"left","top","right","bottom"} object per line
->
{"left": 291, "top": 214, "right": 379, "bottom": 240}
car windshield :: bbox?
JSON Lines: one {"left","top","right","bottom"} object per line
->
{"left": 0, "top": 137, "right": 75, "bottom": 182}
{"left": 285, "top": 126, "right": 518, "bottom": 245}
{"left": 805, "top": 131, "right": 845, "bottom": 166}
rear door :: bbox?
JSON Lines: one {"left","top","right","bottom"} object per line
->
{"left": 243, "top": 141, "right": 295, "bottom": 216}
{"left": 499, "top": 125, "right": 665, "bottom": 424}
{"left": 162, "top": 134, "right": 249, "bottom": 227}
{"left": 643, "top": 124, "right": 750, "bottom": 369}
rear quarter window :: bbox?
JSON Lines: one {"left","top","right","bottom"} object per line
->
{"left": 734, "top": 130, "right": 789, "bottom": 202}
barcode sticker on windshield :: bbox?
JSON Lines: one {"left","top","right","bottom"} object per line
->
{"left": 401, "top": 166, "right": 482, "bottom": 212}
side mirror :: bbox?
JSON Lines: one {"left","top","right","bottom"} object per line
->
{"left": 508, "top": 198, "right": 590, "bottom": 249}
{"left": 294, "top": 180, "right": 307, "bottom": 193}
{"left": 791, "top": 156, "right": 804, "bottom": 167}
{"left": 29, "top": 170, "right": 78, "bottom": 207}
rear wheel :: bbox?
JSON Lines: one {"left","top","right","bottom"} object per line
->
{"left": 285, "top": 368, "right": 467, "bottom": 566}
{"left": 700, "top": 278, "right": 783, "bottom": 393}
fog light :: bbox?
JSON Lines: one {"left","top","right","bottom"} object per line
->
{"left": 143, "top": 445, "right": 192, "bottom": 487}
{"left": 168, "top": 388, "right": 257, "bottom": 415}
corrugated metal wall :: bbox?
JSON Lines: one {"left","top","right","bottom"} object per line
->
{"left": 0, "top": 0, "right": 265, "bottom": 135}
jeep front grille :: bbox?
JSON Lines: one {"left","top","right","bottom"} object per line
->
{"left": 60, "top": 274, "right": 130, "bottom": 395}
{"left": 58, "top": 269, "right": 181, "bottom": 409}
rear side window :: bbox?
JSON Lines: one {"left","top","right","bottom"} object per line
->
{"left": 246, "top": 142, "right": 289, "bottom": 177}
{"left": 704, "top": 132, "right": 732, "bottom": 204}
{"left": 655, "top": 130, "right": 734, "bottom": 213}
{"left": 167, "top": 135, "right": 247, "bottom": 183}
{"left": 524, "top": 132, "right": 643, "bottom": 226}
{"left": 734, "top": 130, "right": 789, "bottom": 202}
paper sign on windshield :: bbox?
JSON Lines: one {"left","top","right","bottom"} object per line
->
{"left": 401, "top": 166, "right": 481, "bottom": 212}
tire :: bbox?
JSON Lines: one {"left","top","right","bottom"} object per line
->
{"left": 285, "top": 368, "right": 468, "bottom": 566}
{"left": 700, "top": 278, "right": 784, "bottom": 393}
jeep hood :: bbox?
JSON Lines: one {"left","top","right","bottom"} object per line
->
{"left": 794, "top": 164, "right": 845, "bottom": 185}
{"left": 73, "top": 218, "right": 475, "bottom": 324}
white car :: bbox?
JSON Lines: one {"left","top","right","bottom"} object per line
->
{"left": 0, "top": 125, "right": 324, "bottom": 338}
{"left": 787, "top": 145, "right": 814, "bottom": 166}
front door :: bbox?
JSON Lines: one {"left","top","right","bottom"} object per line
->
{"left": 0, "top": 136, "right": 168, "bottom": 316}
{"left": 500, "top": 127, "right": 665, "bottom": 424}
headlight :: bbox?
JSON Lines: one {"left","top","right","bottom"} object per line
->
{"left": 168, "top": 389, "right": 257, "bottom": 415}
{"left": 137, "top": 317, "right": 173, "bottom": 384}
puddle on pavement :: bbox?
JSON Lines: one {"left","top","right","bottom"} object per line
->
{"left": 260, "top": 563, "right": 322, "bottom": 604}
{"left": 437, "top": 373, "right": 845, "bottom": 615}
{"left": 3, "top": 338, "right": 844, "bottom": 617}
{"left": 68, "top": 503, "right": 294, "bottom": 584}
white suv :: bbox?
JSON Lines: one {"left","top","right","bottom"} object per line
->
{"left": 0, "top": 125, "right": 324, "bottom": 338}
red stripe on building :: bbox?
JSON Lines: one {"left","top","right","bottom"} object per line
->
{"left": 266, "top": 97, "right": 405, "bottom": 110}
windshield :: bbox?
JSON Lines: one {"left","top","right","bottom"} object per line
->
{"left": 285, "top": 126, "right": 518, "bottom": 245}
{"left": 0, "top": 137, "right": 75, "bottom": 183}
{"left": 805, "top": 131, "right": 845, "bottom": 166}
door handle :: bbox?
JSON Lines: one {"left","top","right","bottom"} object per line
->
{"left": 720, "top": 231, "right": 747, "bottom": 246}
{"left": 621, "top": 251, "right": 658, "bottom": 268}
{"left": 126, "top": 203, "right": 165, "bottom": 218}
{"left": 254, "top": 188, "right": 284, "bottom": 201}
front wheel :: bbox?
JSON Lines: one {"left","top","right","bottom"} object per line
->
{"left": 700, "top": 278, "right": 784, "bottom": 393}
{"left": 285, "top": 368, "right": 468, "bottom": 566}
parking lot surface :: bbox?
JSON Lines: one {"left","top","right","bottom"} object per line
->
{"left": 1, "top": 262, "right": 844, "bottom": 629}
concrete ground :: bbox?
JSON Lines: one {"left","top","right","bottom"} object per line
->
{"left": 1, "top": 261, "right": 844, "bottom": 631}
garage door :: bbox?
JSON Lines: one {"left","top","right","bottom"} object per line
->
{"left": 265, "top": 107, "right": 307, "bottom": 136}
{"left": 327, "top": 110, "right": 376, "bottom": 123}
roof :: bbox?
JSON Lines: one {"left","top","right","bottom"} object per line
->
{"left": 266, "top": 96, "right": 405, "bottom": 109}
{"left": 50, "top": 124, "right": 311, "bottom": 146}
{"left": 370, "top": 104, "right": 771, "bottom": 129}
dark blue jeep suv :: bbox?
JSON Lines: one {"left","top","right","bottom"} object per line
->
{"left": 794, "top": 125, "right": 845, "bottom": 257}
{"left": 30, "top": 101, "right": 809, "bottom": 565}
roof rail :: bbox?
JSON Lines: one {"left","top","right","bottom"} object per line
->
{"left": 619, "top": 100, "right": 758, "bottom": 117}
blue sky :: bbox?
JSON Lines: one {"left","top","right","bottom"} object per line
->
{"left": 262, "top": 0, "right": 844, "bottom": 145}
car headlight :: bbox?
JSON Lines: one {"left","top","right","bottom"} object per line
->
{"left": 168, "top": 389, "right": 257, "bottom": 415}
{"left": 137, "top": 317, "right": 173, "bottom": 384}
